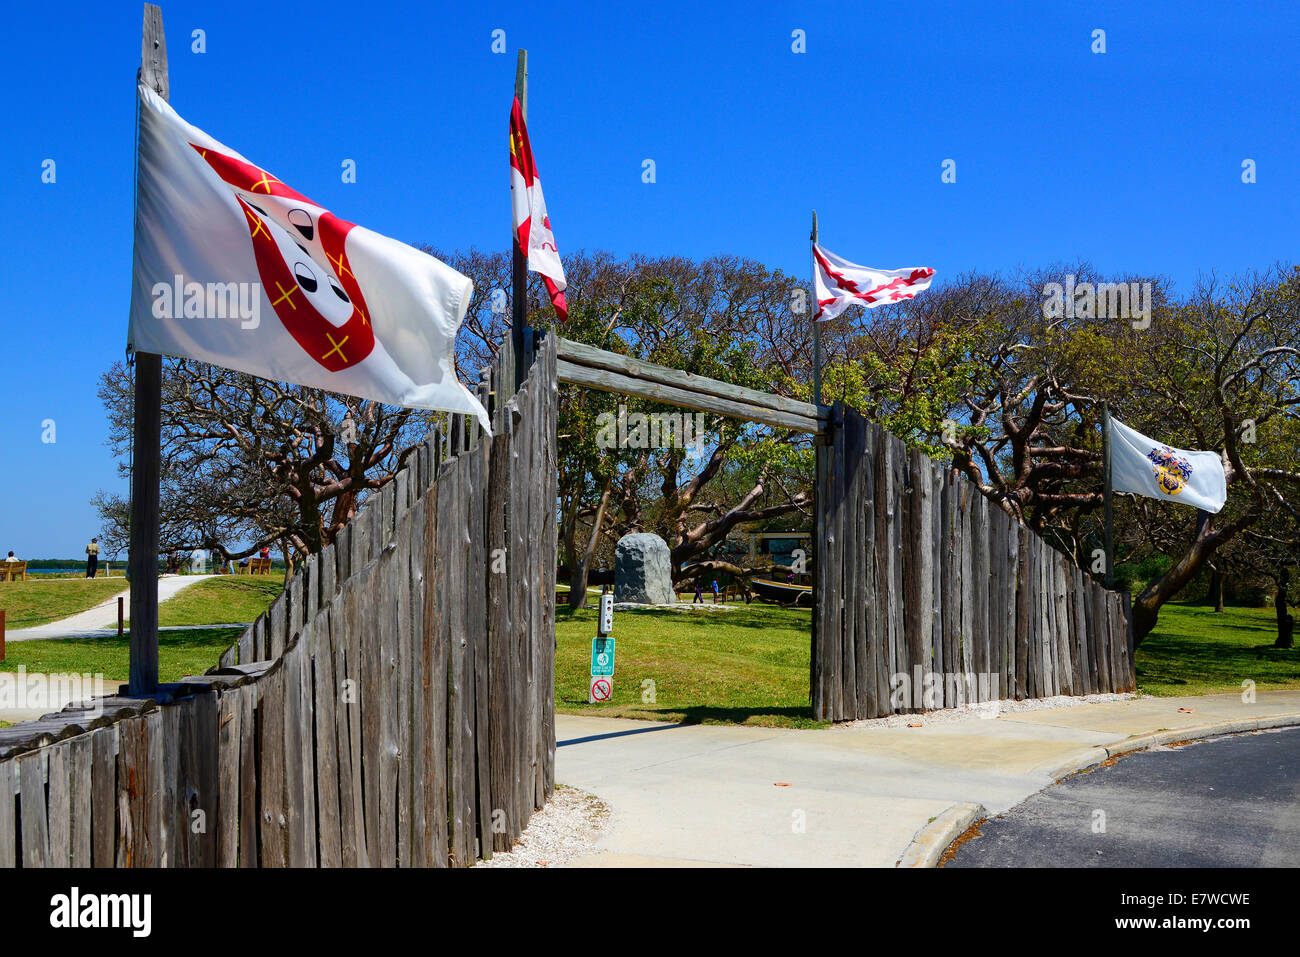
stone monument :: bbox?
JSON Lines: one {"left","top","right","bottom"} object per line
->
{"left": 614, "top": 533, "right": 676, "bottom": 605}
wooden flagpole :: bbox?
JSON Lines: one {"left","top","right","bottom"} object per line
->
{"left": 511, "top": 49, "right": 529, "bottom": 393}
{"left": 128, "top": 3, "right": 166, "bottom": 695}
{"left": 1101, "top": 400, "right": 1114, "bottom": 588}
{"left": 809, "top": 210, "right": 822, "bottom": 409}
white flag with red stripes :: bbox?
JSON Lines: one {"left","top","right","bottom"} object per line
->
{"left": 813, "top": 243, "right": 935, "bottom": 321}
{"left": 510, "top": 97, "right": 567, "bottom": 320}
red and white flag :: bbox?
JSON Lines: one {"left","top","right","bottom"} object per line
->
{"left": 128, "top": 84, "right": 490, "bottom": 433}
{"left": 812, "top": 243, "right": 935, "bottom": 322}
{"left": 510, "top": 97, "right": 567, "bottom": 320}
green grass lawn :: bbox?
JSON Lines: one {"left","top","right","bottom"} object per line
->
{"left": 0, "top": 627, "right": 242, "bottom": 684}
{"left": 152, "top": 576, "right": 283, "bottom": 627}
{"left": 0, "top": 579, "right": 128, "bottom": 629}
{"left": 555, "top": 602, "right": 821, "bottom": 728}
{"left": 1135, "top": 602, "right": 1300, "bottom": 697}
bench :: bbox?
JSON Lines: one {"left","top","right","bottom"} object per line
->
{"left": 244, "top": 557, "right": 273, "bottom": 575}
{"left": 1, "top": 561, "right": 27, "bottom": 582}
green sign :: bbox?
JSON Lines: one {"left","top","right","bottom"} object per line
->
{"left": 590, "top": 637, "right": 615, "bottom": 677}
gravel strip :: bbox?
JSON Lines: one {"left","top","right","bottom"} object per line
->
{"left": 474, "top": 785, "right": 611, "bottom": 868}
{"left": 837, "top": 692, "right": 1140, "bottom": 729}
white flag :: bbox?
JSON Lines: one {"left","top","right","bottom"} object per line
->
{"left": 1109, "top": 418, "right": 1228, "bottom": 513}
{"left": 812, "top": 243, "right": 935, "bottom": 321}
{"left": 128, "top": 84, "right": 490, "bottom": 433}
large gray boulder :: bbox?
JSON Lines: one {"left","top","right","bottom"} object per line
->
{"left": 614, "top": 533, "right": 676, "bottom": 605}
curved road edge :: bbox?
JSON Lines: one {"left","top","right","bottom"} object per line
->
{"left": 897, "top": 710, "right": 1300, "bottom": 868}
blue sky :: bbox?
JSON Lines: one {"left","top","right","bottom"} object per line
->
{"left": 2, "top": 0, "right": 1297, "bottom": 558}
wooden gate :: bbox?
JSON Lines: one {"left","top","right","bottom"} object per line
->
{"left": 555, "top": 340, "right": 1134, "bottom": 725}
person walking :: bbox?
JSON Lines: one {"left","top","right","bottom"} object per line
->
{"left": 85, "top": 538, "right": 100, "bottom": 578}
{"left": 711, "top": 579, "right": 720, "bottom": 604}
{"left": 693, "top": 580, "right": 703, "bottom": 604}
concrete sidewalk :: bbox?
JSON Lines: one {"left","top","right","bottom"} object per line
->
{"left": 555, "top": 690, "right": 1300, "bottom": 867}
{"left": 4, "top": 574, "right": 216, "bottom": 642}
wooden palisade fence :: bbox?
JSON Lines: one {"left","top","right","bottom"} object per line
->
{"left": 813, "top": 404, "right": 1135, "bottom": 722}
{"left": 0, "top": 333, "right": 557, "bottom": 867}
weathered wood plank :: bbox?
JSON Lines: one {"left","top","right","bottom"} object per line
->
{"left": 1019, "top": 529, "right": 1035, "bottom": 699}
{"left": 407, "top": 498, "right": 429, "bottom": 865}
{"left": 161, "top": 702, "right": 182, "bottom": 866}
{"left": 527, "top": 378, "right": 546, "bottom": 810}
{"left": 470, "top": 441, "right": 494, "bottom": 859}
{"left": 314, "top": 603, "right": 343, "bottom": 868}
{"left": 970, "top": 487, "right": 990, "bottom": 701}
{"left": 19, "top": 751, "right": 49, "bottom": 867}
{"left": 237, "top": 683, "right": 257, "bottom": 867}
{"left": 486, "top": 430, "right": 513, "bottom": 850}
{"left": 258, "top": 665, "right": 287, "bottom": 867}
{"left": 330, "top": 591, "right": 359, "bottom": 867}
{"left": 0, "top": 759, "right": 14, "bottom": 868}
{"left": 556, "top": 337, "right": 827, "bottom": 424}
{"left": 838, "top": 407, "right": 860, "bottom": 718}
{"left": 343, "top": 567, "right": 368, "bottom": 865}
{"left": 268, "top": 593, "right": 286, "bottom": 660}
{"left": 47, "top": 741, "right": 71, "bottom": 866}
{"left": 359, "top": 560, "right": 384, "bottom": 865}
{"left": 423, "top": 481, "right": 450, "bottom": 867}
{"left": 67, "top": 733, "right": 92, "bottom": 868}
{"left": 443, "top": 459, "right": 473, "bottom": 865}
{"left": 505, "top": 398, "right": 529, "bottom": 840}
{"left": 91, "top": 727, "right": 116, "bottom": 867}
{"left": 237, "top": 622, "right": 253, "bottom": 667}
{"left": 557, "top": 358, "right": 825, "bottom": 435}
{"left": 395, "top": 512, "right": 413, "bottom": 867}
{"left": 377, "top": 545, "right": 399, "bottom": 867}
{"left": 541, "top": 334, "right": 558, "bottom": 800}
{"left": 216, "top": 688, "right": 241, "bottom": 867}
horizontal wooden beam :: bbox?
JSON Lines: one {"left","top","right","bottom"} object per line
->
{"left": 557, "top": 358, "right": 826, "bottom": 435}
{"left": 556, "top": 337, "right": 828, "bottom": 423}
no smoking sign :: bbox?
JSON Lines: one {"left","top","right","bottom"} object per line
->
{"left": 589, "top": 676, "right": 613, "bottom": 703}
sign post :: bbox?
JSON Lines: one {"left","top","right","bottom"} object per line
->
{"left": 589, "top": 588, "right": 615, "bottom": 702}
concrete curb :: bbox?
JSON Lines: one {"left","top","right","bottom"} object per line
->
{"left": 1041, "top": 711, "right": 1300, "bottom": 781}
{"left": 896, "top": 801, "right": 985, "bottom": 868}
{"left": 905, "top": 712, "right": 1300, "bottom": 868}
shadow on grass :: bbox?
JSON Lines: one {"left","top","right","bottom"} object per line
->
{"left": 557, "top": 697, "right": 821, "bottom": 729}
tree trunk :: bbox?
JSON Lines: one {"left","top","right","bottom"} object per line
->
{"left": 568, "top": 482, "right": 612, "bottom": 611}
{"left": 1133, "top": 517, "right": 1229, "bottom": 646}
{"left": 1208, "top": 568, "right": 1225, "bottom": 612}
{"left": 1275, "top": 566, "right": 1294, "bottom": 649}
{"left": 281, "top": 538, "right": 295, "bottom": 588}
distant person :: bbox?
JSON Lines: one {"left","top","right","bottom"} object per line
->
{"left": 85, "top": 538, "right": 100, "bottom": 578}
{"left": 693, "top": 581, "right": 703, "bottom": 604}
{"left": 711, "top": 579, "right": 720, "bottom": 604}
{"left": 259, "top": 545, "right": 271, "bottom": 560}
{"left": 4, "top": 551, "right": 17, "bottom": 562}
{"left": 238, "top": 554, "right": 251, "bottom": 570}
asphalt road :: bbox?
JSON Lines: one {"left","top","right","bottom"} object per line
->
{"left": 946, "top": 727, "right": 1300, "bottom": 867}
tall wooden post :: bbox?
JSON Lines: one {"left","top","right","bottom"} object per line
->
{"left": 511, "top": 49, "right": 529, "bottom": 392}
{"left": 809, "top": 210, "right": 822, "bottom": 409}
{"left": 1101, "top": 400, "right": 1114, "bottom": 588}
{"left": 128, "top": 3, "right": 166, "bottom": 696}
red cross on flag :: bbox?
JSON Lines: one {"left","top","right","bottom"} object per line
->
{"left": 128, "top": 83, "right": 490, "bottom": 433}
{"left": 510, "top": 97, "right": 567, "bottom": 320}
{"left": 812, "top": 243, "right": 935, "bottom": 322}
